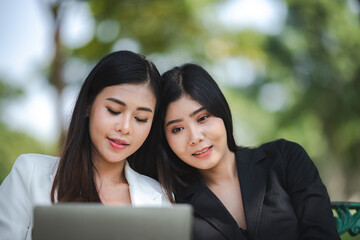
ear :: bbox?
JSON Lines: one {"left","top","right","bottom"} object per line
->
{"left": 85, "top": 106, "right": 90, "bottom": 118}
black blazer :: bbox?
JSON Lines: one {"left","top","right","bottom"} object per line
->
{"left": 176, "top": 139, "right": 340, "bottom": 240}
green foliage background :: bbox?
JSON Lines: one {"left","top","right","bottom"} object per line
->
{"left": 1, "top": 0, "right": 359, "bottom": 208}
{"left": 0, "top": 81, "right": 56, "bottom": 181}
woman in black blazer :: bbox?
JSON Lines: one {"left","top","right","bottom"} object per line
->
{"left": 158, "top": 63, "right": 340, "bottom": 240}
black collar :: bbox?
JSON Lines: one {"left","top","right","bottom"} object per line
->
{"left": 176, "top": 147, "right": 268, "bottom": 240}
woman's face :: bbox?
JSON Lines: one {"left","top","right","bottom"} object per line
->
{"left": 88, "top": 83, "right": 156, "bottom": 165}
{"left": 164, "top": 95, "right": 231, "bottom": 171}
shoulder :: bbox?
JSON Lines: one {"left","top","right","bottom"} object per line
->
{"left": 125, "top": 162, "right": 171, "bottom": 205}
{"left": 8, "top": 154, "right": 59, "bottom": 187}
{"left": 13, "top": 153, "right": 59, "bottom": 173}
{"left": 125, "top": 162, "right": 163, "bottom": 190}
{"left": 0, "top": 154, "right": 58, "bottom": 206}
{"left": 15, "top": 153, "right": 59, "bottom": 164}
{"left": 251, "top": 139, "right": 318, "bottom": 179}
{"left": 257, "top": 138, "right": 305, "bottom": 153}
{"left": 237, "top": 139, "right": 311, "bottom": 169}
{"left": 255, "top": 138, "right": 308, "bottom": 164}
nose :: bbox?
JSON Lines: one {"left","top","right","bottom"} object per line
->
{"left": 188, "top": 125, "right": 204, "bottom": 145}
{"left": 115, "top": 114, "right": 132, "bottom": 135}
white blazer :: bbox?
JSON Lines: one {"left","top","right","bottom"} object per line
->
{"left": 0, "top": 154, "right": 170, "bottom": 240}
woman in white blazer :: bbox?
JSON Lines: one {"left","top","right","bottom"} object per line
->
{"left": 0, "top": 51, "right": 170, "bottom": 240}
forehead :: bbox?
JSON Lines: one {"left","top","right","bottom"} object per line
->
{"left": 166, "top": 95, "right": 203, "bottom": 118}
{"left": 96, "top": 83, "right": 156, "bottom": 107}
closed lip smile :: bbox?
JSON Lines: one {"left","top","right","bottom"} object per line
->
{"left": 108, "top": 137, "right": 129, "bottom": 150}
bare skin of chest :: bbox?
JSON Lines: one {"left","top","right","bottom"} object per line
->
{"left": 98, "top": 183, "right": 131, "bottom": 205}
{"left": 210, "top": 180, "right": 247, "bottom": 230}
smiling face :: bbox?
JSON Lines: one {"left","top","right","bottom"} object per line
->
{"left": 88, "top": 83, "right": 156, "bottom": 165}
{"left": 164, "top": 95, "right": 233, "bottom": 171}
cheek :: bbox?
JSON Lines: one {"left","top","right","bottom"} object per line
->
{"left": 89, "top": 111, "right": 109, "bottom": 135}
{"left": 133, "top": 123, "right": 153, "bottom": 146}
{"left": 209, "top": 119, "right": 227, "bottom": 141}
{"left": 166, "top": 133, "right": 178, "bottom": 151}
{"left": 166, "top": 133, "right": 187, "bottom": 158}
{"left": 141, "top": 124, "right": 152, "bottom": 140}
{"left": 165, "top": 132, "right": 174, "bottom": 147}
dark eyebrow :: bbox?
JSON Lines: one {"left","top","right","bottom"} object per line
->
{"left": 166, "top": 119, "right": 182, "bottom": 127}
{"left": 137, "top": 107, "right": 153, "bottom": 113}
{"left": 190, "top": 107, "right": 206, "bottom": 117}
{"left": 106, "top": 98, "right": 153, "bottom": 113}
{"left": 166, "top": 107, "right": 206, "bottom": 127}
{"left": 106, "top": 98, "right": 125, "bottom": 106}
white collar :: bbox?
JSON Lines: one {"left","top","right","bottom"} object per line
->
{"left": 124, "top": 161, "right": 165, "bottom": 206}
{"left": 51, "top": 160, "right": 166, "bottom": 206}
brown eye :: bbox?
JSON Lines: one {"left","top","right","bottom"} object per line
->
{"left": 172, "top": 127, "right": 183, "bottom": 133}
{"left": 198, "top": 115, "right": 209, "bottom": 122}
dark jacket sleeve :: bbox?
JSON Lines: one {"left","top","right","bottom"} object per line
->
{"left": 278, "top": 139, "right": 340, "bottom": 240}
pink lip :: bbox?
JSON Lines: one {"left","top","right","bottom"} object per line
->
{"left": 108, "top": 138, "right": 129, "bottom": 150}
{"left": 192, "top": 146, "right": 213, "bottom": 159}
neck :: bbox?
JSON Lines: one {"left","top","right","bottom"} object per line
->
{"left": 93, "top": 158, "right": 128, "bottom": 187}
{"left": 199, "top": 150, "right": 237, "bottom": 186}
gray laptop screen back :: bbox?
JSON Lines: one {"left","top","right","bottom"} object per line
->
{"left": 32, "top": 204, "right": 192, "bottom": 240}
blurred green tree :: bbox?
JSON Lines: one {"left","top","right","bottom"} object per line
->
{"left": 229, "top": 0, "right": 360, "bottom": 198}
{"left": 0, "top": 123, "right": 56, "bottom": 183}
{"left": 1, "top": 0, "right": 359, "bottom": 201}
{"left": 0, "top": 80, "right": 56, "bottom": 183}
{"left": 270, "top": 0, "right": 360, "bottom": 197}
{"left": 44, "top": 0, "right": 225, "bottom": 142}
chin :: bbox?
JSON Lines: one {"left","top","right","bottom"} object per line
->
{"left": 195, "top": 163, "right": 216, "bottom": 171}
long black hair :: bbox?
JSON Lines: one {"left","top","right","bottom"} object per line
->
{"left": 158, "top": 63, "right": 240, "bottom": 201}
{"left": 51, "top": 50, "right": 162, "bottom": 202}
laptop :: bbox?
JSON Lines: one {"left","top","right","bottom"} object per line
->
{"left": 32, "top": 204, "right": 192, "bottom": 240}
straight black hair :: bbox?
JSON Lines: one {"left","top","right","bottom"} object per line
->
{"left": 158, "top": 63, "right": 241, "bottom": 201}
{"left": 51, "top": 50, "right": 162, "bottom": 202}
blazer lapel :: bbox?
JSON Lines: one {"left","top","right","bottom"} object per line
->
{"left": 125, "top": 161, "right": 164, "bottom": 206}
{"left": 236, "top": 148, "right": 267, "bottom": 240}
{"left": 180, "top": 180, "right": 247, "bottom": 240}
